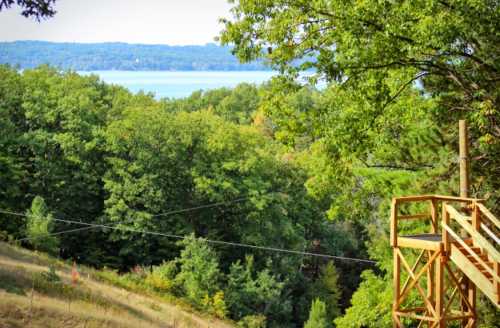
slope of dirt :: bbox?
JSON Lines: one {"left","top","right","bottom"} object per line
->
{"left": 0, "top": 242, "right": 234, "bottom": 328}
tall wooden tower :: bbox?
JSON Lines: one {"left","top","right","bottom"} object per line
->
{"left": 391, "top": 121, "right": 499, "bottom": 327}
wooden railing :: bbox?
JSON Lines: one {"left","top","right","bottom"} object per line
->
{"left": 443, "top": 201, "right": 500, "bottom": 299}
{"left": 390, "top": 194, "right": 499, "bottom": 303}
{"left": 390, "top": 195, "right": 477, "bottom": 248}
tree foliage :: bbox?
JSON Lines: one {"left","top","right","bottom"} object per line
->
{"left": 220, "top": 0, "right": 500, "bottom": 211}
{"left": 176, "top": 235, "right": 222, "bottom": 304}
{"left": 26, "top": 196, "right": 59, "bottom": 254}
{"left": 0, "top": 0, "right": 57, "bottom": 20}
{"left": 304, "top": 298, "right": 329, "bottom": 328}
{"left": 0, "top": 57, "right": 498, "bottom": 326}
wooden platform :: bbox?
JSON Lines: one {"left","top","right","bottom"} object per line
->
{"left": 398, "top": 233, "right": 473, "bottom": 251}
{"left": 397, "top": 233, "right": 443, "bottom": 250}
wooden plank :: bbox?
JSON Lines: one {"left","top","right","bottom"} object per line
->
{"left": 443, "top": 203, "right": 451, "bottom": 253}
{"left": 446, "top": 205, "right": 500, "bottom": 263}
{"left": 427, "top": 250, "right": 436, "bottom": 305}
{"left": 394, "top": 248, "right": 401, "bottom": 312}
{"left": 394, "top": 195, "right": 434, "bottom": 202}
{"left": 495, "top": 262, "right": 499, "bottom": 304}
{"left": 444, "top": 262, "right": 474, "bottom": 312}
{"left": 443, "top": 223, "right": 500, "bottom": 284}
{"left": 391, "top": 198, "right": 398, "bottom": 247}
{"left": 397, "top": 236, "right": 442, "bottom": 250}
{"left": 472, "top": 204, "right": 480, "bottom": 230}
{"left": 476, "top": 203, "right": 500, "bottom": 230}
{"left": 396, "top": 249, "right": 439, "bottom": 308}
{"left": 436, "top": 245, "right": 445, "bottom": 327}
{"left": 433, "top": 195, "right": 479, "bottom": 203}
{"left": 397, "top": 248, "right": 438, "bottom": 317}
{"left": 444, "top": 285, "right": 459, "bottom": 315}
{"left": 395, "top": 311, "right": 436, "bottom": 321}
{"left": 480, "top": 223, "right": 500, "bottom": 245}
{"left": 431, "top": 199, "right": 438, "bottom": 233}
{"left": 402, "top": 250, "right": 426, "bottom": 296}
{"left": 398, "top": 213, "right": 431, "bottom": 220}
{"left": 397, "top": 307, "right": 427, "bottom": 313}
{"left": 450, "top": 243, "right": 499, "bottom": 307}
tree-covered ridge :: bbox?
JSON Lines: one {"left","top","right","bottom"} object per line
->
{"left": 0, "top": 41, "right": 271, "bottom": 71}
{"left": 1, "top": 61, "right": 498, "bottom": 326}
{"left": 0, "top": 65, "right": 362, "bottom": 327}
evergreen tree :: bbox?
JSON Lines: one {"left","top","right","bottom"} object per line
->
{"left": 314, "top": 262, "right": 341, "bottom": 320}
{"left": 304, "top": 298, "right": 329, "bottom": 328}
{"left": 176, "top": 235, "right": 221, "bottom": 305}
{"left": 26, "top": 196, "right": 59, "bottom": 255}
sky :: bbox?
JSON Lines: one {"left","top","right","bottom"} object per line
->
{"left": 0, "top": 0, "right": 233, "bottom": 45}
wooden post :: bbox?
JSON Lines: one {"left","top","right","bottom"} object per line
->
{"left": 393, "top": 248, "right": 401, "bottom": 328}
{"left": 428, "top": 200, "right": 438, "bottom": 306}
{"left": 459, "top": 120, "right": 469, "bottom": 198}
{"left": 436, "top": 246, "right": 445, "bottom": 327}
{"left": 472, "top": 202, "right": 480, "bottom": 231}
{"left": 390, "top": 198, "right": 398, "bottom": 247}
{"left": 430, "top": 199, "right": 438, "bottom": 234}
{"left": 459, "top": 120, "right": 476, "bottom": 328}
{"left": 443, "top": 203, "right": 450, "bottom": 254}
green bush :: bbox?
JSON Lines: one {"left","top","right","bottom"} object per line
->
{"left": 202, "top": 290, "right": 228, "bottom": 319}
{"left": 144, "top": 261, "right": 178, "bottom": 293}
{"left": 238, "top": 314, "right": 267, "bottom": 328}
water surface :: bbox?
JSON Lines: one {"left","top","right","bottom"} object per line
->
{"left": 80, "top": 70, "right": 277, "bottom": 98}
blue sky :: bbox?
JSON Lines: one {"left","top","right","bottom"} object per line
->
{"left": 0, "top": 0, "right": 232, "bottom": 45}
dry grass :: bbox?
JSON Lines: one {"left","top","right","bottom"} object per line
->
{"left": 0, "top": 242, "right": 234, "bottom": 328}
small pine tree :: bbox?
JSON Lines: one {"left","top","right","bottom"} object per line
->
{"left": 176, "top": 234, "right": 221, "bottom": 305}
{"left": 318, "top": 261, "right": 341, "bottom": 319}
{"left": 26, "top": 196, "right": 59, "bottom": 255}
{"left": 304, "top": 298, "right": 329, "bottom": 328}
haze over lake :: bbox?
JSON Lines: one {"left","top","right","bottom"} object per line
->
{"left": 80, "top": 70, "right": 277, "bottom": 98}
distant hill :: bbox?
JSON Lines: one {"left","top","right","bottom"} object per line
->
{"left": 0, "top": 41, "right": 270, "bottom": 71}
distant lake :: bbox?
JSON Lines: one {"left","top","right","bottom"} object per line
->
{"left": 79, "top": 71, "right": 277, "bottom": 99}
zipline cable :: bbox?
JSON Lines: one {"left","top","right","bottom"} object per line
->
{"left": 13, "top": 194, "right": 264, "bottom": 242}
{"left": 0, "top": 208, "right": 377, "bottom": 264}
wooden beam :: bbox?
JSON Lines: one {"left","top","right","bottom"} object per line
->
{"left": 397, "top": 248, "right": 438, "bottom": 317}
{"left": 393, "top": 247, "right": 401, "bottom": 328}
{"left": 397, "top": 250, "right": 441, "bottom": 305}
{"left": 459, "top": 120, "right": 469, "bottom": 198}
{"left": 398, "top": 213, "right": 431, "bottom": 220}
{"left": 446, "top": 205, "right": 500, "bottom": 264}
{"left": 431, "top": 199, "right": 438, "bottom": 233}
{"left": 476, "top": 203, "right": 500, "bottom": 230}
{"left": 391, "top": 198, "right": 398, "bottom": 247}
{"left": 436, "top": 245, "right": 445, "bottom": 327}
{"left": 443, "top": 222, "right": 500, "bottom": 283}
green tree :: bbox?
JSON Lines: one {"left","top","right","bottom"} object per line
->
{"left": 304, "top": 298, "right": 329, "bottom": 328}
{"left": 176, "top": 235, "right": 222, "bottom": 306}
{"left": 225, "top": 255, "right": 284, "bottom": 321}
{"left": 220, "top": 0, "right": 500, "bottom": 212}
{"left": 334, "top": 271, "right": 392, "bottom": 328}
{"left": 0, "top": 65, "right": 24, "bottom": 235}
{"left": 314, "top": 262, "right": 341, "bottom": 320}
{"left": 26, "top": 196, "right": 59, "bottom": 254}
{"left": 0, "top": 0, "right": 57, "bottom": 20}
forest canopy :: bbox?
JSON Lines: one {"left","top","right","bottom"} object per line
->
{"left": 0, "top": 0, "right": 499, "bottom": 327}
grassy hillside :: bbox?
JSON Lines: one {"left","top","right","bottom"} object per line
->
{"left": 0, "top": 242, "right": 235, "bottom": 328}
